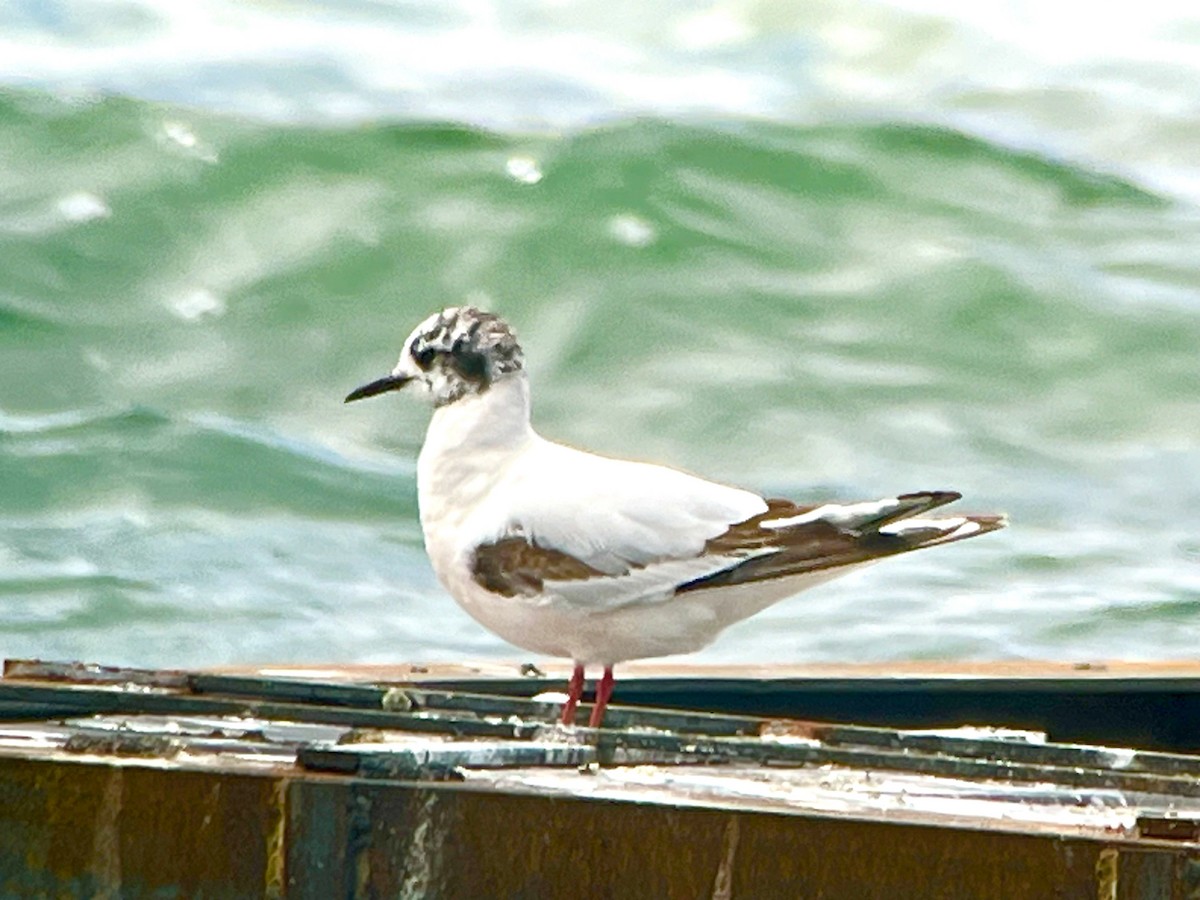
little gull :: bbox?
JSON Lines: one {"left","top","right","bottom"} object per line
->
{"left": 346, "top": 307, "right": 1005, "bottom": 727}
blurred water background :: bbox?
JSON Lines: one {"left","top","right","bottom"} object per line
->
{"left": 1, "top": 0, "right": 1198, "bottom": 668}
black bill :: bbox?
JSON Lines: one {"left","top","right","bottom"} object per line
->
{"left": 344, "top": 374, "right": 413, "bottom": 403}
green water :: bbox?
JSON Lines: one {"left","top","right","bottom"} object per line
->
{"left": 1, "top": 2, "right": 1198, "bottom": 667}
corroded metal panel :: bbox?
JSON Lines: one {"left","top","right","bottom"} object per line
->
{"left": 309, "top": 783, "right": 1115, "bottom": 900}
{"left": 201, "top": 657, "right": 1200, "bottom": 752}
{"left": 0, "top": 755, "right": 282, "bottom": 899}
{"left": 6, "top": 753, "right": 1193, "bottom": 900}
{"left": 4, "top": 659, "right": 1200, "bottom": 898}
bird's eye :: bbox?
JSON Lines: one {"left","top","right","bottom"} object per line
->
{"left": 413, "top": 347, "right": 436, "bottom": 370}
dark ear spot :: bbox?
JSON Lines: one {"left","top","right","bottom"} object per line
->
{"left": 413, "top": 346, "right": 436, "bottom": 370}
{"left": 451, "top": 338, "right": 489, "bottom": 383}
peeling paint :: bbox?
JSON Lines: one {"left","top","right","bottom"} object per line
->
{"left": 711, "top": 816, "right": 740, "bottom": 900}
{"left": 398, "top": 792, "right": 446, "bottom": 900}
{"left": 1095, "top": 847, "right": 1118, "bottom": 900}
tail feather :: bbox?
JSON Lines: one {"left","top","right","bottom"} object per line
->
{"left": 676, "top": 491, "right": 1005, "bottom": 595}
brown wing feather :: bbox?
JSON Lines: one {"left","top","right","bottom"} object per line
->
{"left": 472, "top": 537, "right": 613, "bottom": 597}
{"left": 471, "top": 493, "right": 1005, "bottom": 599}
{"left": 678, "top": 496, "right": 1005, "bottom": 594}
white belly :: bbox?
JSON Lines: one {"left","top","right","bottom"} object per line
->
{"left": 437, "top": 557, "right": 854, "bottom": 665}
{"left": 412, "top": 387, "right": 841, "bottom": 665}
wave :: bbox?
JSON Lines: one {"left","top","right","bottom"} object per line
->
{"left": 0, "top": 404, "right": 416, "bottom": 521}
{"left": 1, "top": 87, "right": 1197, "bottom": 665}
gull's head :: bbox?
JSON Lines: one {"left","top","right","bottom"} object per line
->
{"left": 344, "top": 306, "right": 524, "bottom": 408}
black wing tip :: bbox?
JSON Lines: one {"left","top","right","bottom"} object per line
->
{"left": 897, "top": 489, "right": 962, "bottom": 508}
{"left": 891, "top": 493, "right": 1008, "bottom": 534}
{"left": 677, "top": 504, "right": 1007, "bottom": 595}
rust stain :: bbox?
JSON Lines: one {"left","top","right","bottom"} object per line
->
{"left": 89, "top": 767, "right": 123, "bottom": 898}
{"left": 711, "top": 816, "right": 740, "bottom": 900}
{"left": 264, "top": 777, "right": 287, "bottom": 899}
{"left": 2, "top": 658, "right": 189, "bottom": 687}
{"left": 1095, "top": 847, "right": 1118, "bottom": 900}
{"left": 758, "top": 719, "right": 828, "bottom": 741}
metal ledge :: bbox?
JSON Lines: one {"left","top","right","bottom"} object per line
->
{"left": 3, "top": 658, "right": 1200, "bottom": 898}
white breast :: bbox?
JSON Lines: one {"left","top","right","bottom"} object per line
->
{"left": 415, "top": 374, "right": 785, "bottom": 663}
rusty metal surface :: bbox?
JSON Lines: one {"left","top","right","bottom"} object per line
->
{"left": 13, "top": 655, "right": 1200, "bottom": 752}
{"left": 202, "top": 657, "right": 1200, "bottom": 753}
{"left": 3, "top": 658, "right": 1200, "bottom": 898}
{"left": 285, "top": 780, "right": 1111, "bottom": 900}
{"left": 1, "top": 751, "right": 1197, "bottom": 900}
{"left": 0, "top": 754, "right": 282, "bottom": 899}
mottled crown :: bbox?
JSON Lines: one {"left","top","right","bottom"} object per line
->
{"left": 406, "top": 307, "right": 524, "bottom": 405}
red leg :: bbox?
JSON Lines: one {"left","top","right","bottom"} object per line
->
{"left": 560, "top": 663, "right": 585, "bottom": 725}
{"left": 588, "top": 666, "right": 615, "bottom": 728}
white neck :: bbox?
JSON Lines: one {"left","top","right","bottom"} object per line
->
{"left": 417, "top": 373, "right": 535, "bottom": 527}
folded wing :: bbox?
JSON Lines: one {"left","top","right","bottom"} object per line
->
{"left": 471, "top": 468, "right": 1005, "bottom": 610}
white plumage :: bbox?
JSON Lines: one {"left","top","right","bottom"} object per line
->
{"left": 420, "top": 375, "right": 786, "bottom": 662}
{"left": 346, "top": 307, "right": 1005, "bottom": 725}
